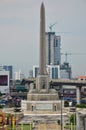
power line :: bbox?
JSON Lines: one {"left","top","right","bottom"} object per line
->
{"left": 61, "top": 52, "right": 86, "bottom": 63}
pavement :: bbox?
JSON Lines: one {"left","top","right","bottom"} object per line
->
{"left": 18, "top": 115, "right": 62, "bottom": 130}
{"left": 2, "top": 107, "right": 69, "bottom": 130}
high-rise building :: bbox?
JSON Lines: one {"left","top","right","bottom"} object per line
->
{"left": 14, "top": 71, "right": 25, "bottom": 81}
{"left": 33, "top": 65, "right": 60, "bottom": 79}
{"left": 60, "top": 62, "right": 72, "bottom": 79}
{"left": 45, "top": 32, "right": 61, "bottom": 65}
{"left": 0, "top": 65, "right": 13, "bottom": 80}
{"left": 47, "top": 65, "right": 60, "bottom": 79}
{"left": 33, "top": 63, "right": 72, "bottom": 79}
{"left": 33, "top": 65, "right": 39, "bottom": 78}
{"left": 3, "top": 65, "right": 13, "bottom": 80}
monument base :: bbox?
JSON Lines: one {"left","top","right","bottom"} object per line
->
{"left": 27, "top": 92, "right": 59, "bottom": 101}
{"left": 36, "top": 75, "right": 49, "bottom": 92}
{"left": 21, "top": 100, "right": 63, "bottom": 112}
{"left": 21, "top": 91, "right": 62, "bottom": 113}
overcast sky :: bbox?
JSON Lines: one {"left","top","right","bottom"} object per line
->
{"left": 0, "top": 0, "right": 86, "bottom": 77}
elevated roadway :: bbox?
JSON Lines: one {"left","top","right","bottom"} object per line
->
{"left": 22, "top": 78, "right": 86, "bottom": 104}
{"left": 23, "top": 78, "right": 86, "bottom": 86}
{"left": 50, "top": 79, "right": 86, "bottom": 86}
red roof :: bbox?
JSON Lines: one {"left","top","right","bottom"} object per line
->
{"left": 78, "top": 76, "right": 86, "bottom": 79}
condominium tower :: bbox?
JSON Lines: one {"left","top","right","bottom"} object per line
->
{"left": 45, "top": 32, "right": 61, "bottom": 65}
{"left": 0, "top": 65, "right": 13, "bottom": 80}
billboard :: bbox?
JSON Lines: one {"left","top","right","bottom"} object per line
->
{"left": 0, "top": 75, "right": 8, "bottom": 86}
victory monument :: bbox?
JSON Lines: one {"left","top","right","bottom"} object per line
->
{"left": 21, "top": 3, "right": 61, "bottom": 113}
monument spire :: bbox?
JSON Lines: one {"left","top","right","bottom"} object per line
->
{"left": 39, "top": 2, "right": 46, "bottom": 75}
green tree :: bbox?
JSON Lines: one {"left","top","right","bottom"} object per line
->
{"left": 70, "top": 114, "right": 76, "bottom": 125}
{"left": 0, "top": 91, "right": 2, "bottom": 96}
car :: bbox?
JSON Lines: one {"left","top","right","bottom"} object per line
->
{"left": 0, "top": 100, "right": 8, "bottom": 106}
{"left": 69, "top": 107, "right": 76, "bottom": 112}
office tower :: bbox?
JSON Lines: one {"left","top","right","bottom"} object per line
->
{"left": 33, "top": 65, "right": 39, "bottom": 78}
{"left": 0, "top": 65, "right": 13, "bottom": 80}
{"left": 45, "top": 32, "right": 61, "bottom": 65}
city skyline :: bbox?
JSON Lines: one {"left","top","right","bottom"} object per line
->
{"left": 0, "top": 0, "right": 86, "bottom": 77}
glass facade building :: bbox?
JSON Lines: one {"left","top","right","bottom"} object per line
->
{"left": 33, "top": 65, "right": 60, "bottom": 79}
{"left": 45, "top": 32, "right": 61, "bottom": 65}
{"left": 3, "top": 65, "right": 13, "bottom": 80}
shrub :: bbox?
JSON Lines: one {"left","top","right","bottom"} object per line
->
{"left": 76, "top": 104, "right": 86, "bottom": 108}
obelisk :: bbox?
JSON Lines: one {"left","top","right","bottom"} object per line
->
{"left": 36, "top": 3, "right": 49, "bottom": 92}
{"left": 27, "top": 3, "right": 59, "bottom": 102}
{"left": 39, "top": 2, "right": 46, "bottom": 75}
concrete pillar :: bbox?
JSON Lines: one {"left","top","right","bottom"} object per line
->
{"left": 84, "top": 117, "right": 86, "bottom": 130}
{"left": 36, "top": 75, "right": 49, "bottom": 92}
{"left": 76, "top": 86, "right": 81, "bottom": 104}
{"left": 76, "top": 112, "right": 80, "bottom": 130}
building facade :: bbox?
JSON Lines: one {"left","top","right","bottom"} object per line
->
{"left": 14, "top": 71, "right": 25, "bottom": 81}
{"left": 47, "top": 65, "right": 60, "bottom": 79}
{"left": 33, "top": 65, "right": 39, "bottom": 78}
{"left": 33, "top": 63, "right": 72, "bottom": 79}
{"left": 45, "top": 32, "right": 61, "bottom": 65}
{"left": 33, "top": 65, "right": 60, "bottom": 79}
{"left": 3, "top": 65, "right": 13, "bottom": 80}
{"left": 0, "top": 65, "right": 13, "bottom": 80}
{"left": 60, "top": 62, "right": 72, "bottom": 79}
{"left": 0, "top": 71, "right": 9, "bottom": 94}
{"left": 78, "top": 76, "right": 86, "bottom": 96}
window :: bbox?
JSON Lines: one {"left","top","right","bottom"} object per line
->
{"left": 31, "top": 106, "right": 34, "bottom": 111}
{"left": 54, "top": 105, "right": 57, "bottom": 111}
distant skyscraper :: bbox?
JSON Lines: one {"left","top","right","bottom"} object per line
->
{"left": 33, "top": 65, "right": 39, "bottom": 78}
{"left": 45, "top": 32, "right": 61, "bottom": 65}
{"left": 0, "top": 65, "right": 13, "bottom": 80}
{"left": 14, "top": 70, "right": 24, "bottom": 81}
{"left": 14, "top": 71, "right": 21, "bottom": 80}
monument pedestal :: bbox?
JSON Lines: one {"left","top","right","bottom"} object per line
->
{"left": 27, "top": 92, "right": 59, "bottom": 101}
{"left": 21, "top": 90, "right": 62, "bottom": 114}
{"left": 36, "top": 75, "right": 49, "bottom": 92}
{"left": 21, "top": 99, "right": 62, "bottom": 113}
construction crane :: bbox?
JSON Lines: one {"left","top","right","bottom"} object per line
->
{"left": 61, "top": 52, "right": 86, "bottom": 63}
{"left": 61, "top": 52, "right": 71, "bottom": 63}
{"left": 49, "top": 22, "right": 72, "bottom": 34}
{"left": 49, "top": 22, "right": 57, "bottom": 32}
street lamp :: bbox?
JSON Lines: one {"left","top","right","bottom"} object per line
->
{"left": 60, "top": 90, "right": 63, "bottom": 130}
